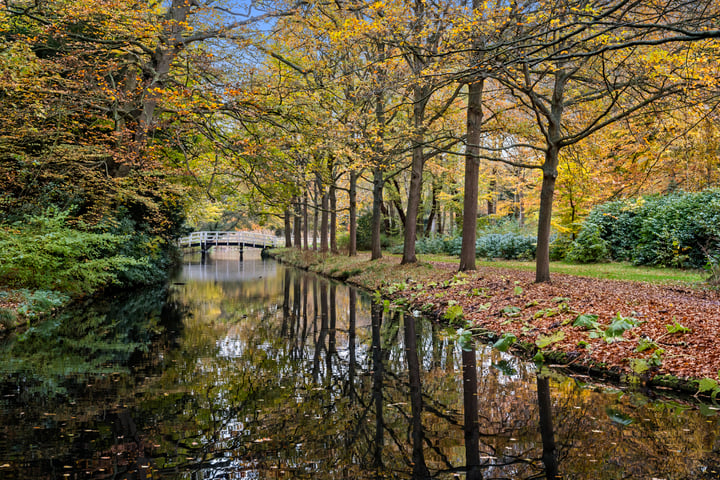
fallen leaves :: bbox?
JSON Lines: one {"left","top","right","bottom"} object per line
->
{"left": 392, "top": 264, "right": 720, "bottom": 381}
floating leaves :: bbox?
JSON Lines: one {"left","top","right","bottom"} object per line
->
{"left": 605, "top": 407, "right": 634, "bottom": 426}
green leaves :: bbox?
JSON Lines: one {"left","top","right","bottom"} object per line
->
{"left": 665, "top": 320, "right": 692, "bottom": 334}
{"left": 635, "top": 337, "right": 659, "bottom": 353}
{"left": 599, "top": 313, "right": 640, "bottom": 343}
{"left": 573, "top": 312, "right": 640, "bottom": 344}
{"left": 455, "top": 327, "right": 474, "bottom": 351}
{"left": 443, "top": 304, "right": 465, "bottom": 324}
{"left": 493, "top": 333, "right": 517, "bottom": 352}
{"left": 573, "top": 313, "right": 600, "bottom": 330}
{"left": 696, "top": 370, "right": 720, "bottom": 399}
{"left": 501, "top": 305, "right": 521, "bottom": 318}
{"left": 535, "top": 331, "right": 565, "bottom": 349}
{"left": 630, "top": 349, "right": 664, "bottom": 375}
{"left": 0, "top": 209, "right": 153, "bottom": 297}
{"left": 697, "top": 378, "right": 719, "bottom": 395}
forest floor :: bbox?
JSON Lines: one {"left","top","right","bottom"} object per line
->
{"left": 271, "top": 248, "right": 720, "bottom": 392}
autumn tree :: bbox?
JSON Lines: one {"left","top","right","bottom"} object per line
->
{"left": 464, "top": 0, "right": 720, "bottom": 282}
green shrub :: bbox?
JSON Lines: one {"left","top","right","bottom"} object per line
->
{"left": 476, "top": 233, "right": 536, "bottom": 260}
{"left": 586, "top": 199, "right": 644, "bottom": 261}
{"left": 549, "top": 233, "right": 574, "bottom": 261}
{"left": 336, "top": 232, "right": 350, "bottom": 251}
{"left": 444, "top": 236, "right": 463, "bottom": 256}
{"left": 566, "top": 223, "right": 610, "bottom": 263}
{"left": 0, "top": 209, "right": 150, "bottom": 295}
{"left": 16, "top": 289, "right": 70, "bottom": 319}
{"left": 415, "top": 235, "right": 449, "bottom": 254}
{"left": 356, "top": 211, "right": 373, "bottom": 250}
{"left": 0, "top": 308, "right": 17, "bottom": 329}
{"left": 573, "top": 190, "right": 720, "bottom": 268}
{"left": 706, "top": 250, "right": 720, "bottom": 286}
{"left": 633, "top": 192, "right": 720, "bottom": 268}
{"left": 393, "top": 230, "right": 537, "bottom": 261}
{"left": 477, "top": 218, "right": 536, "bottom": 236}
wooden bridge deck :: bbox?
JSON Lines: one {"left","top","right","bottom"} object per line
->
{"left": 178, "top": 231, "right": 282, "bottom": 251}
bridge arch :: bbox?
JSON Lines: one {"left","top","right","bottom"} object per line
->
{"left": 178, "top": 231, "right": 282, "bottom": 259}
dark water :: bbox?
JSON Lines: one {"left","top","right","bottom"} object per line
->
{"left": 1, "top": 257, "right": 720, "bottom": 479}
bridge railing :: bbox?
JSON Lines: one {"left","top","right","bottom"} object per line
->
{"left": 178, "top": 231, "right": 282, "bottom": 249}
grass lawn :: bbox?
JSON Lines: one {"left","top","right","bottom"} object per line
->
{"left": 388, "top": 253, "right": 707, "bottom": 285}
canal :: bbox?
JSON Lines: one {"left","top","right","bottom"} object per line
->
{"left": 1, "top": 256, "right": 719, "bottom": 479}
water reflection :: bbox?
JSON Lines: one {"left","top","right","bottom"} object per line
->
{"left": 462, "top": 345, "right": 482, "bottom": 480}
{"left": 537, "top": 373, "right": 561, "bottom": 479}
{"left": 1, "top": 257, "right": 719, "bottom": 479}
{"left": 405, "top": 312, "right": 431, "bottom": 479}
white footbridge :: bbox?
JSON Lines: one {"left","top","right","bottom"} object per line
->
{"left": 178, "top": 231, "right": 282, "bottom": 256}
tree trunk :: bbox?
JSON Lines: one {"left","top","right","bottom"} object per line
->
{"left": 380, "top": 202, "right": 391, "bottom": 235}
{"left": 328, "top": 284, "right": 337, "bottom": 373}
{"left": 347, "top": 288, "right": 357, "bottom": 399}
{"left": 391, "top": 178, "right": 407, "bottom": 227}
{"left": 370, "top": 39, "right": 387, "bottom": 261}
{"left": 321, "top": 187, "right": 329, "bottom": 253}
{"left": 313, "top": 182, "right": 319, "bottom": 250}
{"left": 293, "top": 196, "right": 302, "bottom": 249}
{"left": 284, "top": 208, "right": 292, "bottom": 248}
{"left": 330, "top": 183, "right": 338, "bottom": 253}
{"left": 535, "top": 68, "right": 567, "bottom": 283}
{"left": 401, "top": 86, "right": 429, "bottom": 265}
{"left": 517, "top": 186, "right": 525, "bottom": 227}
{"left": 460, "top": 79, "right": 484, "bottom": 271}
{"left": 536, "top": 149, "right": 559, "bottom": 283}
{"left": 303, "top": 190, "right": 309, "bottom": 249}
{"left": 133, "top": 0, "right": 194, "bottom": 158}
{"left": 349, "top": 170, "right": 358, "bottom": 256}
{"left": 487, "top": 174, "right": 496, "bottom": 215}
{"left": 426, "top": 182, "right": 439, "bottom": 235}
{"left": 371, "top": 167, "right": 384, "bottom": 260}
{"left": 371, "top": 302, "right": 384, "bottom": 468}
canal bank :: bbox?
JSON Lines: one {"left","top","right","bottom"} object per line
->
{"left": 269, "top": 248, "right": 720, "bottom": 396}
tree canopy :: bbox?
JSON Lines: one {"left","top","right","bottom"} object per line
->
{"left": 2, "top": 0, "right": 719, "bottom": 281}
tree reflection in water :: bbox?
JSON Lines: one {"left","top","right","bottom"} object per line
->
{"left": 371, "top": 301, "right": 385, "bottom": 472}
{"left": 537, "top": 373, "right": 561, "bottom": 479}
{"left": 462, "top": 344, "right": 483, "bottom": 480}
{"left": 1, "top": 259, "right": 720, "bottom": 479}
{"left": 404, "top": 312, "right": 432, "bottom": 479}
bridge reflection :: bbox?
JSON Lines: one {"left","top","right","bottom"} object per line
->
{"left": 179, "top": 258, "right": 278, "bottom": 283}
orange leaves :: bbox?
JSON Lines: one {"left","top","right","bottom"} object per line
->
{"left": 390, "top": 261, "right": 720, "bottom": 381}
